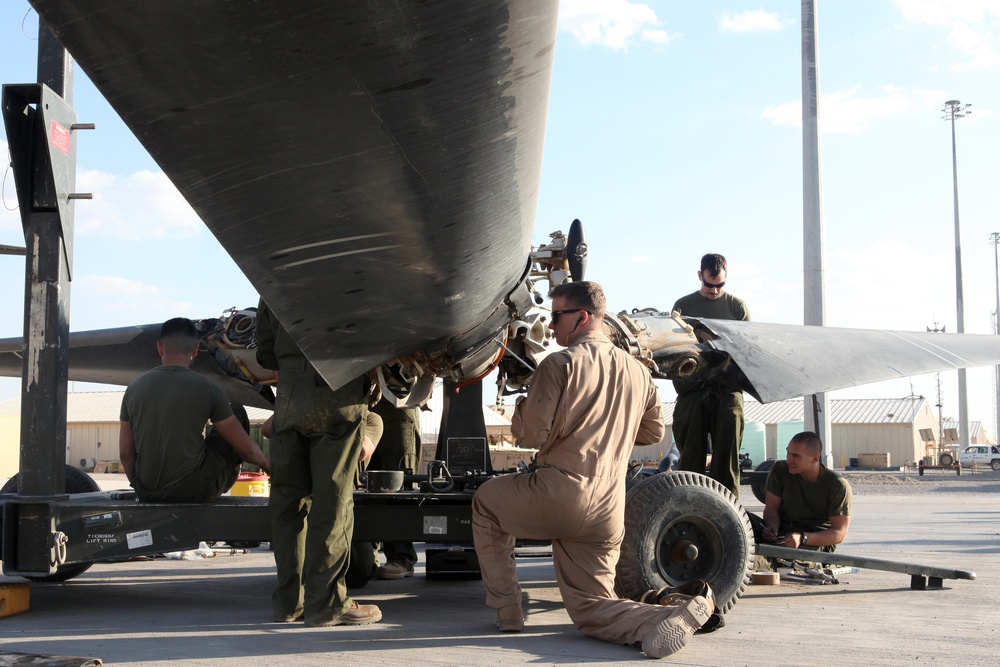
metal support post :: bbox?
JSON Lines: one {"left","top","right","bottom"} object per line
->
{"left": 2, "top": 23, "right": 79, "bottom": 497}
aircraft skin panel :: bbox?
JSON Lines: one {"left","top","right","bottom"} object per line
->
{"left": 700, "top": 319, "right": 1000, "bottom": 404}
{"left": 28, "top": 0, "right": 559, "bottom": 389}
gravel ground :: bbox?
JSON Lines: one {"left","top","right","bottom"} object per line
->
{"left": 841, "top": 468, "right": 1000, "bottom": 495}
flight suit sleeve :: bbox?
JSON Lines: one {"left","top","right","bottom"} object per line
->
{"left": 510, "top": 357, "right": 563, "bottom": 450}
{"left": 634, "top": 376, "right": 665, "bottom": 446}
{"left": 255, "top": 299, "right": 279, "bottom": 370}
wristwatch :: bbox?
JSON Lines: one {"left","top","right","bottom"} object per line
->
{"left": 799, "top": 532, "right": 808, "bottom": 546}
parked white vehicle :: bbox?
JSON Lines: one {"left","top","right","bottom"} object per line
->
{"left": 956, "top": 445, "right": 1000, "bottom": 470}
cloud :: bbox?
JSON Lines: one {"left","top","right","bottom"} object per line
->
{"left": 76, "top": 169, "right": 203, "bottom": 239}
{"left": 558, "top": 0, "right": 678, "bottom": 51}
{"left": 825, "top": 240, "right": 958, "bottom": 331}
{"left": 719, "top": 9, "right": 792, "bottom": 34}
{"left": 73, "top": 274, "right": 192, "bottom": 323}
{"left": 893, "top": 0, "right": 1000, "bottom": 25}
{"left": 760, "top": 85, "right": 948, "bottom": 134}
{"left": 893, "top": 0, "right": 1000, "bottom": 71}
{"left": 0, "top": 154, "right": 203, "bottom": 241}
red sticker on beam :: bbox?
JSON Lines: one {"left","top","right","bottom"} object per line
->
{"left": 50, "top": 120, "right": 70, "bottom": 155}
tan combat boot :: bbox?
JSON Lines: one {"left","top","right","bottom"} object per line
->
{"left": 496, "top": 603, "right": 524, "bottom": 632}
{"left": 640, "top": 595, "right": 713, "bottom": 659}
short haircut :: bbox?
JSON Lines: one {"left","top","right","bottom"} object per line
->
{"left": 550, "top": 280, "right": 606, "bottom": 319}
{"left": 789, "top": 431, "right": 823, "bottom": 455}
{"left": 159, "top": 317, "right": 199, "bottom": 356}
{"left": 700, "top": 253, "right": 727, "bottom": 276}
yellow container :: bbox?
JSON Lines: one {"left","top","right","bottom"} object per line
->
{"left": 0, "top": 583, "right": 30, "bottom": 618}
{"left": 229, "top": 472, "right": 270, "bottom": 497}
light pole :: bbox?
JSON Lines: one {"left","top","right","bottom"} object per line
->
{"left": 801, "top": 0, "right": 832, "bottom": 467}
{"left": 928, "top": 321, "right": 946, "bottom": 460}
{"left": 992, "top": 231, "right": 1000, "bottom": 444}
{"left": 943, "top": 99, "right": 971, "bottom": 449}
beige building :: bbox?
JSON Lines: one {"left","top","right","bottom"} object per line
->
{"left": 3, "top": 390, "right": 984, "bottom": 476}
{"left": 0, "top": 392, "right": 272, "bottom": 474}
{"left": 0, "top": 388, "right": 515, "bottom": 477}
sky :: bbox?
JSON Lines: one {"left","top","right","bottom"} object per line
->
{"left": 1, "top": 1, "right": 999, "bottom": 439}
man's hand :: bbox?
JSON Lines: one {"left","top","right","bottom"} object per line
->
{"left": 214, "top": 415, "right": 270, "bottom": 472}
{"left": 779, "top": 532, "right": 805, "bottom": 548}
{"left": 359, "top": 435, "right": 377, "bottom": 463}
{"left": 761, "top": 525, "right": 779, "bottom": 543}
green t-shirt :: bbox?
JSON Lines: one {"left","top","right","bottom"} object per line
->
{"left": 671, "top": 291, "right": 750, "bottom": 394}
{"left": 765, "top": 460, "right": 852, "bottom": 532}
{"left": 671, "top": 291, "right": 750, "bottom": 321}
{"left": 120, "top": 365, "right": 233, "bottom": 494}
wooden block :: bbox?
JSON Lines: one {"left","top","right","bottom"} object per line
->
{"left": 751, "top": 571, "right": 780, "bottom": 585}
{"left": 0, "top": 583, "right": 30, "bottom": 618}
{"left": 93, "top": 462, "right": 108, "bottom": 474}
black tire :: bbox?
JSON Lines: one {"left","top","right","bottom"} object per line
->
{"left": 345, "top": 541, "right": 376, "bottom": 588}
{"left": 940, "top": 453, "right": 954, "bottom": 466}
{"left": 617, "top": 471, "right": 753, "bottom": 614}
{"left": 625, "top": 464, "right": 658, "bottom": 492}
{"left": 1, "top": 465, "right": 100, "bottom": 582}
{"left": 991, "top": 459, "right": 1000, "bottom": 472}
{"left": 750, "top": 459, "right": 777, "bottom": 504}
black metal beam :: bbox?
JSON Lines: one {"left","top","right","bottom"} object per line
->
{"left": 3, "top": 20, "right": 78, "bottom": 497}
{"left": 0, "top": 491, "right": 479, "bottom": 576}
{"left": 756, "top": 543, "right": 975, "bottom": 582}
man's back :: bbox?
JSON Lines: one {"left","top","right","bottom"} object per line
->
{"left": 121, "top": 365, "right": 232, "bottom": 493}
{"left": 514, "top": 331, "right": 663, "bottom": 479}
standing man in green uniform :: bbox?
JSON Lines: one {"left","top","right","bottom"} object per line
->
{"left": 119, "top": 317, "right": 269, "bottom": 502}
{"left": 369, "top": 396, "right": 421, "bottom": 579}
{"left": 671, "top": 253, "right": 750, "bottom": 497}
{"left": 255, "top": 299, "right": 382, "bottom": 627}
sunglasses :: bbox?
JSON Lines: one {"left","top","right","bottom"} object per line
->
{"left": 701, "top": 277, "right": 726, "bottom": 289}
{"left": 551, "top": 308, "right": 591, "bottom": 324}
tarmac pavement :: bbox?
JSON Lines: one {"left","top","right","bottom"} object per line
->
{"left": 0, "top": 471, "right": 997, "bottom": 666}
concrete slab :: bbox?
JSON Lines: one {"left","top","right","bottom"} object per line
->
{"left": 1, "top": 473, "right": 997, "bottom": 665}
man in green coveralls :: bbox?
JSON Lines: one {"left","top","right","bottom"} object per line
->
{"left": 760, "top": 431, "right": 852, "bottom": 552}
{"left": 671, "top": 253, "right": 750, "bottom": 496}
{"left": 119, "top": 317, "right": 270, "bottom": 502}
{"left": 255, "top": 299, "right": 381, "bottom": 627}
{"left": 369, "top": 397, "right": 421, "bottom": 579}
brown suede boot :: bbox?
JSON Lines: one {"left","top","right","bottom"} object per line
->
{"left": 640, "top": 580, "right": 716, "bottom": 615}
{"left": 496, "top": 603, "right": 524, "bottom": 632}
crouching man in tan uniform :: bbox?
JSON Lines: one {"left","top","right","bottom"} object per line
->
{"left": 472, "top": 281, "right": 714, "bottom": 659}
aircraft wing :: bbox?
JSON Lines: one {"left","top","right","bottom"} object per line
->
{"left": 701, "top": 319, "right": 1000, "bottom": 403}
{"left": 627, "top": 314, "right": 1000, "bottom": 404}
{"left": 26, "top": 0, "right": 558, "bottom": 391}
{"left": 21, "top": 3, "right": 1000, "bottom": 410}
{"left": 0, "top": 321, "right": 275, "bottom": 410}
